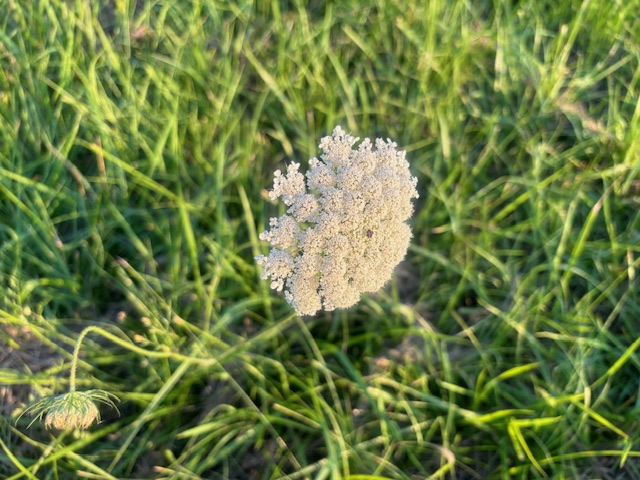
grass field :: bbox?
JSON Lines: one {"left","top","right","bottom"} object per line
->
{"left": 1, "top": 0, "right": 640, "bottom": 478}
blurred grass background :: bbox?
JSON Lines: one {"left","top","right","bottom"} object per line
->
{"left": 1, "top": 0, "right": 640, "bottom": 478}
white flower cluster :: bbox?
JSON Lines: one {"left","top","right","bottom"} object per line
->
{"left": 256, "top": 126, "right": 419, "bottom": 316}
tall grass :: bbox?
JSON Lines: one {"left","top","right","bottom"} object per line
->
{"left": 1, "top": 0, "right": 639, "bottom": 478}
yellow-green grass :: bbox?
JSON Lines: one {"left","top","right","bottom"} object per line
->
{"left": 1, "top": 0, "right": 640, "bottom": 478}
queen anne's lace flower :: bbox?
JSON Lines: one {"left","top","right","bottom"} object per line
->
{"left": 18, "top": 389, "right": 119, "bottom": 430}
{"left": 256, "top": 126, "right": 419, "bottom": 315}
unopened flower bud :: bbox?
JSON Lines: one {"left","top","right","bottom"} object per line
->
{"left": 18, "top": 390, "right": 119, "bottom": 430}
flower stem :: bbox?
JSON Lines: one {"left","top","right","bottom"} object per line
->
{"left": 67, "top": 314, "right": 298, "bottom": 391}
{"left": 68, "top": 325, "right": 217, "bottom": 391}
